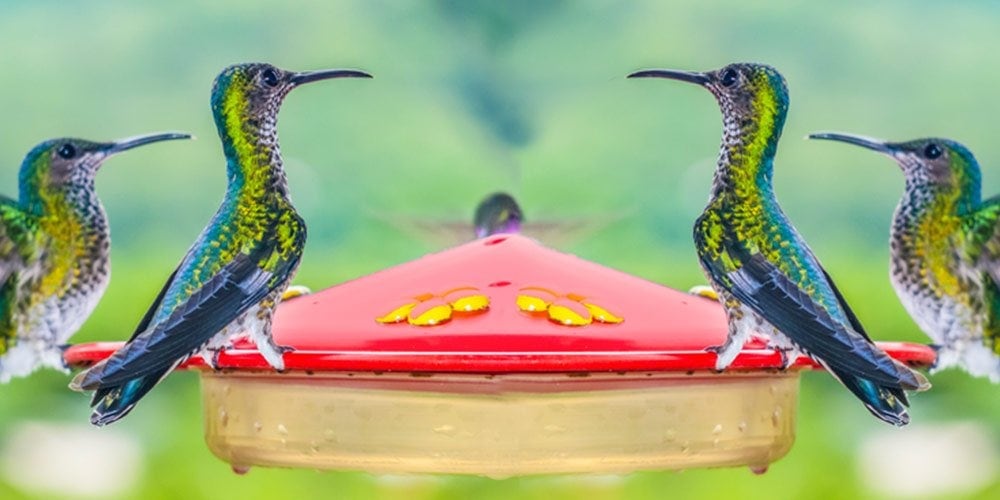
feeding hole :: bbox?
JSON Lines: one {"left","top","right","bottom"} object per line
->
{"left": 484, "top": 236, "right": 508, "bottom": 246}
{"left": 488, "top": 281, "right": 511, "bottom": 287}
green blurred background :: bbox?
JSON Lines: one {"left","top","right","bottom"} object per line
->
{"left": 0, "top": 0, "right": 997, "bottom": 498}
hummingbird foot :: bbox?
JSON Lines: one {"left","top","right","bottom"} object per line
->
{"left": 703, "top": 344, "right": 727, "bottom": 373}
{"left": 200, "top": 348, "right": 224, "bottom": 371}
{"left": 776, "top": 348, "right": 796, "bottom": 371}
{"left": 708, "top": 316, "right": 755, "bottom": 371}
{"left": 249, "top": 328, "right": 293, "bottom": 373}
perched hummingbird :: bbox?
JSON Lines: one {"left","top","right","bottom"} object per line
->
{"left": 70, "top": 63, "right": 372, "bottom": 425}
{"left": 629, "top": 63, "right": 929, "bottom": 425}
{"left": 810, "top": 132, "right": 1000, "bottom": 382}
{"left": 474, "top": 191, "right": 523, "bottom": 238}
{"left": 0, "top": 132, "right": 191, "bottom": 382}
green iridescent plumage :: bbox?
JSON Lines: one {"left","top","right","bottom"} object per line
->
{"left": 0, "top": 133, "right": 190, "bottom": 382}
{"left": 810, "top": 132, "right": 1000, "bottom": 381}
{"left": 630, "top": 63, "right": 928, "bottom": 425}
{"left": 70, "top": 63, "right": 371, "bottom": 425}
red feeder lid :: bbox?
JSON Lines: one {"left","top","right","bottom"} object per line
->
{"left": 65, "top": 234, "right": 935, "bottom": 373}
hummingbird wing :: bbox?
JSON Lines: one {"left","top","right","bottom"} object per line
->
{"left": 0, "top": 201, "right": 43, "bottom": 347}
{"left": 723, "top": 253, "right": 916, "bottom": 385}
{"left": 966, "top": 197, "right": 1000, "bottom": 287}
{"left": 961, "top": 198, "right": 1000, "bottom": 352}
{"left": 75, "top": 241, "right": 298, "bottom": 389}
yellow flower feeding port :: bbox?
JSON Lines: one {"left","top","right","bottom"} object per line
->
{"left": 65, "top": 234, "right": 934, "bottom": 477}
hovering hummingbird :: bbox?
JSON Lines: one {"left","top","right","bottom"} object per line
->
{"left": 70, "top": 63, "right": 372, "bottom": 425}
{"left": 810, "top": 132, "right": 1000, "bottom": 382}
{"left": 0, "top": 132, "right": 191, "bottom": 382}
{"left": 629, "top": 63, "right": 929, "bottom": 425}
{"left": 474, "top": 191, "right": 523, "bottom": 238}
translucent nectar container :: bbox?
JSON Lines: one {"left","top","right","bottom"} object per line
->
{"left": 66, "top": 234, "right": 934, "bottom": 477}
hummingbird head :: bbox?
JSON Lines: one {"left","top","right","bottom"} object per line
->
{"left": 629, "top": 62, "right": 789, "bottom": 135}
{"left": 809, "top": 132, "right": 981, "bottom": 191}
{"left": 473, "top": 192, "right": 524, "bottom": 238}
{"left": 19, "top": 132, "right": 191, "bottom": 211}
{"left": 210, "top": 63, "right": 371, "bottom": 144}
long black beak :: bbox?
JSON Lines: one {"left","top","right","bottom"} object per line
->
{"left": 627, "top": 68, "right": 711, "bottom": 85}
{"left": 807, "top": 132, "right": 895, "bottom": 155}
{"left": 289, "top": 68, "right": 373, "bottom": 86}
{"left": 106, "top": 132, "right": 192, "bottom": 155}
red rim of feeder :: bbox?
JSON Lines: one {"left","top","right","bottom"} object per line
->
{"left": 64, "top": 234, "right": 936, "bottom": 373}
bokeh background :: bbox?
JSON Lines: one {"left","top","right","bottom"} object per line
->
{"left": 0, "top": 0, "right": 997, "bottom": 498}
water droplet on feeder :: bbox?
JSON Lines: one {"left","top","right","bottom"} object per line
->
{"left": 712, "top": 424, "right": 723, "bottom": 435}
{"left": 772, "top": 407, "right": 782, "bottom": 427}
{"left": 277, "top": 424, "right": 288, "bottom": 435}
{"left": 253, "top": 421, "right": 263, "bottom": 433}
{"left": 218, "top": 407, "right": 228, "bottom": 427}
{"left": 738, "top": 421, "right": 748, "bottom": 433}
{"left": 231, "top": 464, "right": 251, "bottom": 475}
{"left": 749, "top": 464, "right": 770, "bottom": 475}
{"left": 433, "top": 424, "right": 456, "bottom": 436}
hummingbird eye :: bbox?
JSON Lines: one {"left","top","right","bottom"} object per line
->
{"left": 261, "top": 68, "right": 280, "bottom": 87}
{"left": 57, "top": 143, "right": 77, "bottom": 159}
{"left": 720, "top": 68, "right": 739, "bottom": 87}
{"left": 923, "top": 143, "right": 942, "bottom": 159}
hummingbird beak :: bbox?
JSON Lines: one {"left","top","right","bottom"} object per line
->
{"left": 627, "top": 68, "right": 711, "bottom": 85}
{"left": 807, "top": 132, "right": 897, "bottom": 156}
{"left": 105, "top": 132, "right": 193, "bottom": 155}
{"left": 289, "top": 68, "right": 373, "bottom": 86}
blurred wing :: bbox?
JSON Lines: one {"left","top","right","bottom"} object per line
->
{"left": 78, "top": 244, "right": 298, "bottom": 388}
{"left": 520, "top": 212, "right": 630, "bottom": 247}
{"left": 967, "top": 198, "right": 1000, "bottom": 286}
{"left": 0, "top": 200, "right": 38, "bottom": 286}
{"left": 366, "top": 209, "right": 472, "bottom": 248}
{"left": 367, "top": 208, "right": 630, "bottom": 248}
{"left": 963, "top": 199, "right": 1000, "bottom": 348}
{"left": 703, "top": 249, "right": 911, "bottom": 387}
{"left": 0, "top": 201, "right": 42, "bottom": 343}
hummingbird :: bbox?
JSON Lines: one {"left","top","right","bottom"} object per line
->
{"left": 628, "top": 63, "right": 929, "bottom": 425}
{"left": 0, "top": 132, "right": 191, "bottom": 382}
{"left": 70, "top": 63, "right": 372, "bottom": 425}
{"left": 809, "top": 132, "right": 1000, "bottom": 382}
{"left": 474, "top": 191, "right": 523, "bottom": 238}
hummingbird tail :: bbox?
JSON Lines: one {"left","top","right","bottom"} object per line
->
{"left": 829, "top": 366, "right": 912, "bottom": 426}
{"left": 88, "top": 371, "right": 167, "bottom": 426}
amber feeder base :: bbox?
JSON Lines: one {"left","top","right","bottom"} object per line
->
{"left": 202, "top": 370, "right": 797, "bottom": 477}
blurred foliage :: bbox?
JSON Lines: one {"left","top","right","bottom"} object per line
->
{"left": 0, "top": 0, "right": 998, "bottom": 499}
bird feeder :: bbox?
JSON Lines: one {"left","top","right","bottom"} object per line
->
{"left": 65, "top": 234, "right": 934, "bottom": 477}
